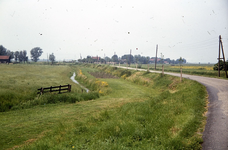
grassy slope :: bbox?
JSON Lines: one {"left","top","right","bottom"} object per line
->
{"left": 0, "top": 64, "right": 207, "bottom": 149}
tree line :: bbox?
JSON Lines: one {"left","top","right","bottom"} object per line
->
{"left": 0, "top": 45, "right": 55, "bottom": 64}
{"left": 79, "top": 54, "right": 187, "bottom": 65}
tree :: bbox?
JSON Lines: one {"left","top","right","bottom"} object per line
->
{"left": 22, "top": 50, "right": 28, "bottom": 63}
{"left": 111, "top": 54, "right": 118, "bottom": 62}
{"left": 14, "top": 51, "right": 19, "bottom": 62}
{"left": 213, "top": 60, "right": 228, "bottom": 71}
{"left": 0, "top": 45, "right": 7, "bottom": 55}
{"left": 178, "top": 57, "right": 184, "bottom": 68}
{"left": 19, "top": 51, "right": 23, "bottom": 62}
{"left": 6, "top": 50, "right": 14, "bottom": 60}
{"left": 160, "top": 53, "right": 164, "bottom": 64}
{"left": 105, "top": 56, "right": 111, "bottom": 62}
{"left": 49, "top": 53, "right": 55, "bottom": 64}
{"left": 30, "top": 47, "right": 43, "bottom": 62}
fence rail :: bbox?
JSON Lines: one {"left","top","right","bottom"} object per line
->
{"left": 37, "top": 84, "right": 71, "bottom": 95}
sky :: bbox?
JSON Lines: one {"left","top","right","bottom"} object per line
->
{"left": 0, "top": 0, "right": 228, "bottom": 63}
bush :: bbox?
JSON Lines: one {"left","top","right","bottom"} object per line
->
{"left": 213, "top": 60, "right": 228, "bottom": 70}
{"left": 137, "top": 64, "right": 142, "bottom": 68}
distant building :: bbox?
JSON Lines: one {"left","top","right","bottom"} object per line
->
{"left": 92, "top": 56, "right": 100, "bottom": 60}
{"left": 0, "top": 55, "right": 10, "bottom": 63}
{"left": 164, "top": 61, "right": 169, "bottom": 64}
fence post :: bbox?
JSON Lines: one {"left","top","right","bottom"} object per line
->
{"left": 41, "top": 87, "right": 43, "bottom": 95}
{"left": 50, "top": 86, "right": 52, "bottom": 93}
{"left": 180, "top": 68, "right": 182, "bottom": 82}
{"left": 162, "top": 65, "right": 164, "bottom": 76}
{"left": 68, "top": 84, "right": 71, "bottom": 92}
{"left": 59, "top": 85, "right": 61, "bottom": 94}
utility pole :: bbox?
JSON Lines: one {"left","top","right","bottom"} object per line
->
{"left": 47, "top": 53, "right": 49, "bottom": 64}
{"left": 104, "top": 53, "right": 105, "bottom": 64}
{"left": 218, "top": 35, "right": 228, "bottom": 78}
{"left": 155, "top": 44, "right": 158, "bottom": 70}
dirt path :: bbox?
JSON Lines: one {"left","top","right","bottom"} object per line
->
{"left": 118, "top": 66, "right": 228, "bottom": 150}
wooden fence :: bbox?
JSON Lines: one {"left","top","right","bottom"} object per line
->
{"left": 37, "top": 84, "right": 71, "bottom": 95}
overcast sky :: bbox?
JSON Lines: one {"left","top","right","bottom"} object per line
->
{"left": 0, "top": 0, "right": 228, "bottom": 63}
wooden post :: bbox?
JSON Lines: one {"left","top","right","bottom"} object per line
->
{"left": 68, "top": 84, "right": 71, "bottom": 92}
{"left": 220, "top": 36, "right": 228, "bottom": 78}
{"left": 162, "top": 65, "right": 164, "bottom": 76}
{"left": 41, "top": 87, "right": 44, "bottom": 95}
{"left": 50, "top": 86, "right": 52, "bottom": 93}
{"left": 180, "top": 68, "right": 182, "bottom": 82}
{"left": 59, "top": 85, "right": 61, "bottom": 94}
{"left": 218, "top": 35, "right": 221, "bottom": 77}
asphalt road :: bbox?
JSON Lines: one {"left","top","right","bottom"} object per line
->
{"left": 118, "top": 66, "right": 228, "bottom": 150}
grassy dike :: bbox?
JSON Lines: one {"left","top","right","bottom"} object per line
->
{"left": 0, "top": 64, "right": 207, "bottom": 149}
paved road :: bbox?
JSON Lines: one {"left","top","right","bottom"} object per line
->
{"left": 118, "top": 66, "right": 228, "bottom": 150}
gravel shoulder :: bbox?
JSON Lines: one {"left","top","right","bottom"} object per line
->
{"left": 118, "top": 66, "right": 228, "bottom": 150}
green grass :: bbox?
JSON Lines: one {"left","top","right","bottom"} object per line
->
{"left": 0, "top": 64, "right": 207, "bottom": 149}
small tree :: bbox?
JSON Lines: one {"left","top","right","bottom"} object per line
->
{"left": 30, "top": 47, "right": 43, "bottom": 62}
{"left": 160, "top": 53, "right": 164, "bottom": 64}
{"left": 213, "top": 60, "right": 228, "bottom": 71}
{"left": 111, "top": 54, "right": 118, "bottom": 64}
{"left": 6, "top": 50, "right": 14, "bottom": 61}
{"left": 49, "top": 53, "right": 55, "bottom": 64}
{"left": 0, "top": 45, "right": 7, "bottom": 55}
{"left": 179, "top": 57, "right": 184, "bottom": 82}
{"left": 18, "top": 51, "right": 23, "bottom": 62}
{"left": 179, "top": 57, "right": 184, "bottom": 68}
{"left": 22, "top": 50, "right": 27, "bottom": 63}
{"left": 14, "top": 51, "right": 19, "bottom": 62}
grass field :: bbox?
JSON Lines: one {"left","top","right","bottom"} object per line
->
{"left": 119, "top": 63, "right": 228, "bottom": 79}
{"left": 0, "top": 63, "right": 207, "bottom": 149}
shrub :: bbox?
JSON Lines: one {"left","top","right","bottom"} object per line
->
{"left": 213, "top": 60, "right": 228, "bottom": 70}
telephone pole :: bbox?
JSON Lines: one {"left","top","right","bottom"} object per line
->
{"left": 218, "top": 35, "right": 228, "bottom": 78}
{"left": 47, "top": 53, "right": 49, "bottom": 64}
{"left": 155, "top": 44, "right": 158, "bottom": 70}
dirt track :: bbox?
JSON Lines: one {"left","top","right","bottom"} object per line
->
{"left": 118, "top": 66, "right": 228, "bottom": 150}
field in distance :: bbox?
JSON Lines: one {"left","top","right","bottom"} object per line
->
{"left": 124, "top": 63, "right": 227, "bottom": 79}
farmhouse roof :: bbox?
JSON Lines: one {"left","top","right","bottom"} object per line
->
{"left": 92, "top": 56, "right": 100, "bottom": 60}
{"left": 0, "top": 55, "right": 10, "bottom": 59}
